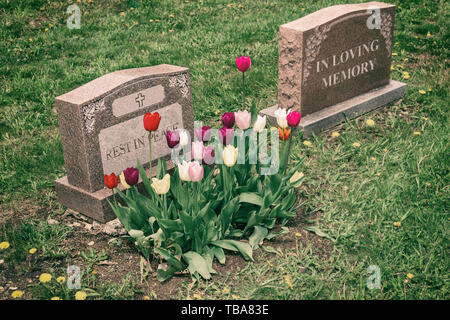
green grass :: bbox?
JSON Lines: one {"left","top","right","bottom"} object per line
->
{"left": 0, "top": 0, "right": 449, "bottom": 299}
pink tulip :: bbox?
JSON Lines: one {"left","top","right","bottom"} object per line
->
{"left": 287, "top": 110, "right": 301, "bottom": 127}
{"left": 219, "top": 126, "right": 234, "bottom": 145}
{"left": 188, "top": 161, "right": 204, "bottom": 182}
{"left": 195, "top": 126, "right": 211, "bottom": 142}
{"left": 236, "top": 56, "right": 251, "bottom": 73}
{"left": 235, "top": 110, "right": 251, "bottom": 130}
{"left": 191, "top": 141, "right": 205, "bottom": 161}
{"left": 202, "top": 145, "right": 215, "bottom": 165}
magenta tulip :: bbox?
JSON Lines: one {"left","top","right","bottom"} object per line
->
{"left": 195, "top": 126, "right": 211, "bottom": 142}
{"left": 202, "top": 145, "right": 215, "bottom": 165}
{"left": 221, "top": 112, "right": 235, "bottom": 129}
{"left": 219, "top": 126, "right": 234, "bottom": 145}
{"left": 236, "top": 56, "right": 251, "bottom": 73}
{"left": 287, "top": 110, "right": 302, "bottom": 127}
{"left": 123, "top": 167, "right": 139, "bottom": 186}
{"left": 188, "top": 161, "right": 204, "bottom": 182}
{"left": 166, "top": 130, "right": 180, "bottom": 148}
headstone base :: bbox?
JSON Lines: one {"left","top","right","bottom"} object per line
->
{"left": 55, "top": 161, "right": 175, "bottom": 223}
{"left": 260, "top": 80, "right": 407, "bottom": 138}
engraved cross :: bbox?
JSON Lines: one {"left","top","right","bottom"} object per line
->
{"left": 135, "top": 93, "right": 146, "bottom": 108}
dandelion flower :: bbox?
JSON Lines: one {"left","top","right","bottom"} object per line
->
{"left": 222, "top": 287, "right": 230, "bottom": 294}
{"left": 407, "top": 273, "right": 414, "bottom": 279}
{"left": 376, "top": 172, "right": 381, "bottom": 176}
{"left": 51, "top": 297, "right": 61, "bottom": 300}
{"left": 295, "top": 232, "right": 302, "bottom": 238}
{"left": 331, "top": 131, "right": 340, "bottom": 138}
{"left": 75, "top": 291, "right": 87, "bottom": 300}
{"left": 29, "top": 248, "right": 37, "bottom": 254}
{"left": 39, "top": 273, "right": 52, "bottom": 283}
{"left": 303, "top": 140, "right": 313, "bottom": 148}
{"left": 56, "top": 276, "right": 66, "bottom": 284}
{"left": 393, "top": 221, "right": 401, "bottom": 227}
{"left": 285, "top": 275, "right": 294, "bottom": 289}
{"left": 0, "top": 241, "right": 10, "bottom": 250}
{"left": 365, "top": 119, "right": 375, "bottom": 127}
{"left": 413, "top": 131, "right": 421, "bottom": 135}
{"left": 392, "top": 52, "right": 398, "bottom": 56}
{"left": 370, "top": 157, "right": 376, "bottom": 161}
{"left": 426, "top": 32, "right": 431, "bottom": 37}
{"left": 144, "top": 296, "right": 150, "bottom": 300}
{"left": 193, "top": 293, "right": 202, "bottom": 300}
{"left": 419, "top": 90, "right": 426, "bottom": 95}
{"left": 11, "top": 290, "right": 23, "bottom": 299}
{"left": 352, "top": 142, "right": 361, "bottom": 148}
{"left": 231, "top": 294, "right": 240, "bottom": 299}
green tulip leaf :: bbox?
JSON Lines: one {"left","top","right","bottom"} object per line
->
{"left": 182, "top": 251, "right": 212, "bottom": 280}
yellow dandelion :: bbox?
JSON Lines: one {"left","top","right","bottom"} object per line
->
{"left": 407, "top": 273, "right": 414, "bottom": 280}
{"left": 404, "top": 57, "right": 409, "bottom": 61}
{"left": 393, "top": 221, "right": 401, "bottom": 227}
{"left": 120, "top": 12, "right": 125, "bottom": 16}
{"left": 231, "top": 294, "right": 240, "bottom": 299}
{"left": 51, "top": 297, "right": 61, "bottom": 300}
{"left": 29, "top": 248, "right": 37, "bottom": 254}
{"left": 11, "top": 290, "right": 23, "bottom": 299}
{"left": 45, "top": 28, "right": 49, "bottom": 32}
{"left": 383, "top": 148, "right": 388, "bottom": 153}
{"left": 331, "top": 131, "right": 340, "bottom": 138}
{"left": 222, "top": 287, "right": 230, "bottom": 294}
{"left": 303, "top": 140, "right": 313, "bottom": 148}
{"left": 365, "top": 119, "right": 375, "bottom": 127}
{"left": 419, "top": 89, "right": 426, "bottom": 95}
{"left": 193, "top": 293, "right": 202, "bottom": 300}
{"left": 426, "top": 32, "right": 431, "bottom": 37}
{"left": 295, "top": 232, "right": 302, "bottom": 238}
{"left": 352, "top": 142, "right": 361, "bottom": 148}
{"left": 149, "top": 19, "right": 154, "bottom": 22}
{"left": 75, "top": 291, "right": 87, "bottom": 300}
{"left": 413, "top": 131, "right": 421, "bottom": 135}
{"left": 396, "top": 64, "right": 403, "bottom": 69}
{"left": 144, "top": 295, "right": 150, "bottom": 300}
{"left": 370, "top": 157, "right": 376, "bottom": 161}
{"left": 39, "top": 273, "right": 52, "bottom": 283}
{"left": 186, "top": 295, "right": 193, "bottom": 300}
{"left": 168, "top": 13, "right": 174, "bottom": 18}
{"left": 392, "top": 52, "right": 398, "bottom": 56}
{"left": 428, "top": 88, "right": 432, "bottom": 92}
{"left": 56, "top": 276, "right": 66, "bottom": 284}
{"left": 91, "top": 269, "right": 97, "bottom": 275}
{"left": 390, "top": 66, "right": 395, "bottom": 70}
{"left": 0, "top": 241, "right": 10, "bottom": 250}
{"left": 29, "top": 38, "right": 33, "bottom": 42}
{"left": 214, "top": 110, "right": 220, "bottom": 115}
{"left": 285, "top": 275, "right": 294, "bottom": 289}
{"left": 376, "top": 172, "right": 381, "bottom": 176}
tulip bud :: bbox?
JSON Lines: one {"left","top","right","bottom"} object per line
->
{"left": 123, "top": 167, "right": 139, "bottom": 186}
{"left": 223, "top": 145, "right": 238, "bottom": 167}
{"left": 104, "top": 173, "right": 119, "bottom": 189}
{"left": 191, "top": 141, "right": 205, "bottom": 161}
{"left": 143, "top": 112, "right": 161, "bottom": 131}
{"left": 188, "top": 161, "right": 204, "bottom": 182}
{"left": 151, "top": 174, "right": 170, "bottom": 195}
{"left": 235, "top": 110, "right": 251, "bottom": 130}
{"left": 236, "top": 56, "right": 251, "bottom": 73}
{"left": 222, "top": 112, "right": 235, "bottom": 128}
{"left": 287, "top": 110, "right": 301, "bottom": 127}
{"left": 253, "top": 115, "right": 267, "bottom": 133}
{"left": 166, "top": 130, "right": 180, "bottom": 148}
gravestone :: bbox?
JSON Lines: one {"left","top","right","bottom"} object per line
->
{"left": 260, "top": 1, "right": 407, "bottom": 136}
{"left": 55, "top": 64, "right": 194, "bottom": 222}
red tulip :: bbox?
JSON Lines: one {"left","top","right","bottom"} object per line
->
{"left": 278, "top": 127, "right": 291, "bottom": 141}
{"left": 236, "top": 56, "right": 251, "bottom": 73}
{"left": 143, "top": 112, "right": 161, "bottom": 131}
{"left": 104, "top": 173, "right": 119, "bottom": 189}
{"left": 287, "top": 110, "right": 301, "bottom": 127}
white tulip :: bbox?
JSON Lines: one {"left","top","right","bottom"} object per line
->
{"left": 253, "top": 115, "right": 267, "bottom": 133}
{"left": 179, "top": 130, "right": 189, "bottom": 147}
{"left": 223, "top": 145, "right": 238, "bottom": 167}
{"left": 177, "top": 160, "right": 191, "bottom": 181}
{"left": 274, "top": 108, "right": 288, "bottom": 128}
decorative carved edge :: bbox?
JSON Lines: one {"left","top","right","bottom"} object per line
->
{"left": 168, "top": 73, "right": 190, "bottom": 98}
{"left": 380, "top": 13, "right": 393, "bottom": 57}
{"left": 81, "top": 99, "right": 106, "bottom": 133}
{"left": 303, "top": 24, "right": 331, "bottom": 86}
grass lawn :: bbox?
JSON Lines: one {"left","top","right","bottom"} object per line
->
{"left": 0, "top": 0, "right": 448, "bottom": 300}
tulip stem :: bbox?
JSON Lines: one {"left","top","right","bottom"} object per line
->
{"left": 148, "top": 134, "right": 152, "bottom": 178}
{"left": 242, "top": 72, "right": 245, "bottom": 110}
{"left": 163, "top": 194, "right": 167, "bottom": 219}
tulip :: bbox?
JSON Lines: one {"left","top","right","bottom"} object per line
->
{"left": 195, "top": 126, "right": 211, "bottom": 142}
{"left": 119, "top": 172, "right": 131, "bottom": 189}
{"left": 222, "top": 112, "right": 235, "bottom": 128}
{"left": 104, "top": 173, "right": 118, "bottom": 189}
{"left": 236, "top": 56, "right": 251, "bottom": 73}
{"left": 223, "top": 145, "right": 238, "bottom": 167}
{"left": 179, "top": 130, "right": 189, "bottom": 147}
{"left": 177, "top": 161, "right": 191, "bottom": 181}
{"left": 235, "top": 110, "right": 251, "bottom": 130}
{"left": 188, "top": 161, "right": 204, "bottom": 182}
{"left": 279, "top": 127, "right": 291, "bottom": 141}
{"left": 123, "top": 167, "right": 139, "bottom": 186}
{"left": 253, "top": 115, "right": 267, "bottom": 133}
{"left": 151, "top": 174, "right": 170, "bottom": 195}
{"left": 166, "top": 130, "right": 180, "bottom": 148}
{"left": 274, "top": 108, "right": 288, "bottom": 129}
{"left": 143, "top": 112, "right": 161, "bottom": 131}
{"left": 202, "top": 145, "right": 215, "bottom": 165}
{"left": 287, "top": 110, "right": 301, "bottom": 127}
{"left": 219, "top": 126, "right": 234, "bottom": 145}
{"left": 191, "top": 141, "right": 205, "bottom": 161}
